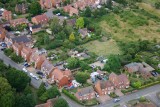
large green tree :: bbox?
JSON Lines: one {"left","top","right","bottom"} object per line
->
{"left": 6, "top": 68, "right": 30, "bottom": 92}
{"left": 29, "top": 1, "right": 42, "bottom": 15}
{"left": 54, "top": 98, "right": 69, "bottom": 107}
{"left": 39, "top": 86, "right": 60, "bottom": 102}
{"left": 76, "top": 17, "right": 84, "bottom": 29}
{"left": 37, "top": 83, "right": 46, "bottom": 98}
{"left": 0, "top": 77, "right": 15, "bottom": 107}
{"left": 103, "top": 55, "right": 121, "bottom": 73}
{"left": 66, "top": 58, "right": 80, "bottom": 69}
{"left": 50, "top": 17, "right": 62, "bottom": 35}
{"left": 75, "top": 72, "right": 89, "bottom": 85}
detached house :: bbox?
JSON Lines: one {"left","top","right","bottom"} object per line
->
{"left": 12, "top": 43, "right": 23, "bottom": 56}
{"left": 15, "top": 3, "right": 28, "bottom": 14}
{"left": 10, "top": 18, "right": 29, "bottom": 27}
{"left": 2, "top": 10, "right": 12, "bottom": 21}
{"left": 63, "top": 5, "right": 79, "bottom": 16}
{"left": 94, "top": 80, "right": 114, "bottom": 96}
{"left": 41, "top": 60, "right": 55, "bottom": 76}
{"left": 30, "top": 52, "right": 46, "bottom": 69}
{"left": 75, "top": 86, "right": 95, "bottom": 101}
{"left": 32, "top": 14, "right": 49, "bottom": 25}
{"left": 109, "top": 73, "right": 130, "bottom": 89}
{"left": 125, "top": 62, "right": 155, "bottom": 78}
{"left": 49, "top": 68, "right": 72, "bottom": 87}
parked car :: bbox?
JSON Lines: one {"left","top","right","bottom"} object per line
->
{"left": 1, "top": 43, "right": 7, "bottom": 47}
{"left": 34, "top": 76, "right": 39, "bottom": 80}
{"left": 1, "top": 47, "right": 6, "bottom": 51}
{"left": 36, "top": 71, "right": 44, "bottom": 76}
{"left": 151, "top": 71, "right": 159, "bottom": 77}
{"left": 113, "top": 98, "right": 120, "bottom": 103}
{"left": 44, "top": 82, "right": 48, "bottom": 87}
{"left": 95, "top": 93, "right": 99, "bottom": 98}
{"left": 22, "top": 67, "right": 28, "bottom": 73}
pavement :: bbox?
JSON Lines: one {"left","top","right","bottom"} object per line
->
{"left": 0, "top": 51, "right": 42, "bottom": 89}
{"left": 146, "top": 92, "right": 160, "bottom": 106}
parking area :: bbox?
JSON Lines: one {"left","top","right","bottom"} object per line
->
{"left": 97, "top": 95, "right": 111, "bottom": 103}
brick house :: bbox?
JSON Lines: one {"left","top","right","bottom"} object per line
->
{"left": 15, "top": 3, "right": 28, "bottom": 14}
{"left": 49, "top": 68, "right": 72, "bottom": 87}
{"left": 30, "top": 52, "right": 46, "bottom": 69}
{"left": 41, "top": 60, "right": 55, "bottom": 76}
{"left": 12, "top": 43, "right": 23, "bottom": 56}
{"left": 75, "top": 86, "right": 95, "bottom": 101}
{"left": 2, "top": 10, "right": 12, "bottom": 21}
{"left": 40, "top": 0, "right": 54, "bottom": 9}
{"left": 109, "top": 73, "right": 130, "bottom": 89}
{"left": 63, "top": 5, "right": 79, "bottom": 16}
{"left": 21, "top": 46, "right": 36, "bottom": 62}
{"left": 125, "top": 62, "right": 155, "bottom": 78}
{"left": 10, "top": 18, "right": 29, "bottom": 27}
{"left": 31, "top": 14, "right": 49, "bottom": 25}
{"left": 0, "top": 27, "right": 6, "bottom": 40}
{"left": 94, "top": 80, "right": 114, "bottom": 96}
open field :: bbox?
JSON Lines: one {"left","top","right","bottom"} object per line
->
{"left": 99, "top": 9, "right": 160, "bottom": 43}
{"left": 138, "top": 3, "right": 160, "bottom": 18}
{"left": 82, "top": 39, "right": 121, "bottom": 56}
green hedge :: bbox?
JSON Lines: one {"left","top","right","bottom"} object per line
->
{"left": 138, "top": 81, "right": 160, "bottom": 90}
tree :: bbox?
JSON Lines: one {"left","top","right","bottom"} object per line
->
{"left": 76, "top": 17, "right": 84, "bottom": 29}
{"left": 0, "top": 77, "right": 15, "bottom": 107}
{"left": 29, "top": 1, "right": 42, "bottom": 15}
{"left": 155, "top": 2, "right": 160, "bottom": 9}
{"left": 6, "top": 68, "right": 31, "bottom": 92}
{"left": 69, "top": 32, "right": 75, "bottom": 42}
{"left": 106, "top": 0, "right": 112, "bottom": 9}
{"left": 84, "top": 7, "right": 91, "bottom": 17}
{"left": 75, "top": 72, "right": 89, "bottom": 84}
{"left": 54, "top": 98, "right": 69, "bottom": 107}
{"left": 131, "top": 81, "right": 141, "bottom": 88}
{"left": 66, "top": 58, "right": 80, "bottom": 69}
{"left": 50, "top": 17, "right": 62, "bottom": 35}
{"left": 37, "top": 83, "right": 46, "bottom": 98}
{"left": 103, "top": 55, "right": 121, "bottom": 73}
{"left": 15, "top": 94, "right": 36, "bottom": 107}
{"left": 80, "top": 61, "right": 90, "bottom": 71}
{"left": 24, "top": 85, "right": 32, "bottom": 95}
{"left": 39, "top": 86, "right": 60, "bottom": 102}
{"left": 44, "top": 35, "right": 50, "bottom": 44}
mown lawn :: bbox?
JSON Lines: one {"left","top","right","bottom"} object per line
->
{"left": 82, "top": 39, "right": 121, "bottom": 56}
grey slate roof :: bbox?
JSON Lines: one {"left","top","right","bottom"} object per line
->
{"left": 11, "top": 35, "right": 31, "bottom": 43}
{"left": 78, "top": 86, "right": 94, "bottom": 96}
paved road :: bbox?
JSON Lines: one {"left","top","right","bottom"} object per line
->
{"left": 94, "top": 84, "right": 160, "bottom": 107}
{"left": 0, "top": 51, "right": 42, "bottom": 89}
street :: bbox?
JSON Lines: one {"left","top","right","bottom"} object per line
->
{"left": 0, "top": 51, "right": 42, "bottom": 89}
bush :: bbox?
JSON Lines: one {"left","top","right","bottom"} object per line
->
{"left": 109, "top": 92, "right": 118, "bottom": 98}
{"left": 4, "top": 48, "right": 13, "bottom": 56}
{"left": 10, "top": 53, "right": 24, "bottom": 63}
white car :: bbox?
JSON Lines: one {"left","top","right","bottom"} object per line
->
{"left": 22, "top": 68, "right": 28, "bottom": 73}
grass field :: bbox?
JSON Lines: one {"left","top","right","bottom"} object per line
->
{"left": 82, "top": 39, "right": 121, "bottom": 56}
{"left": 99, "top": 8, "right": 160, "bottom": 42}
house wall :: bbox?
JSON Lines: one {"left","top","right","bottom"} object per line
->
{"left": 58, "top": 76, "right": 70, "bottom": 87}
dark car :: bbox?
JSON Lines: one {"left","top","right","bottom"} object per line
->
{"left": 36, "top": 71, "right": 44, "bottom": 75}
{"left": 1, "top": 43, "right": 7, "bottom": 47}
{"left": 44, "top": 82, "right": 48, "bottom": 87}
{"left": 1, "top": 47, "right": 6, "bottom": 51}
{"left": 151, "top": 71, "right": 159, "bottom": 77}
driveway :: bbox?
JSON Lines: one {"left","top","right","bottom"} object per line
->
{"left": 97, "top": 95, "right": 111, "bottom": 103}
{"left": 115, "top": 89, "right": 124, "bottom": 97}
